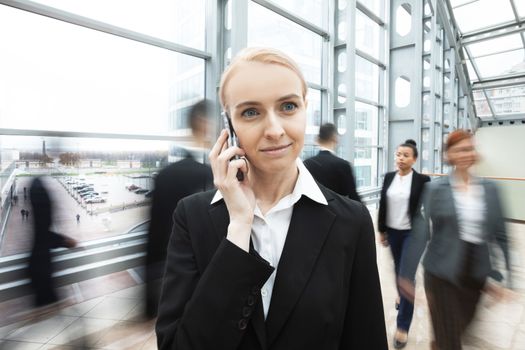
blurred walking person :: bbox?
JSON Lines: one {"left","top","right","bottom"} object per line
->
{"left": 145, "top": 100, "right": 214, "bottom": 318}
{"left": 304, "top": 123, "right": 361, "bottom": 202}
{"left": 378, "top": 139, "right": 430, "bottom": 348}
{"left": 399, "top": 130, "right": 512, "bottom": 350}
{"left": 29, "top": 177, "right": 77, "bottom": 306}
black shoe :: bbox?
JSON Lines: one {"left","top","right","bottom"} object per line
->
{"left": 393, "top": 338, "right": 407, "bottom": 349}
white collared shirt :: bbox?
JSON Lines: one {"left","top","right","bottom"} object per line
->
{"left": 211, "top": 159, "right": 327, "bottom": 318}
{"left": 386, "top": 171, "right": 413, "bottom": 230}
{"left": 449, "top": 174, "right": 486, "bottom": 244}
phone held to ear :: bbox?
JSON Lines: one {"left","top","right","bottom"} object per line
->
{"left": 222, "top": 112, "right": 245, "bottom": 181}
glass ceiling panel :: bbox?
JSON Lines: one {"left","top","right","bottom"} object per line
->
{"left": 467, "top": 34, "right": 523, "bottom": 58}
{"left": 452, "top": 0, "right": 514, "bottom": 34}
{"left": 488, "top": 95, "right": 525, "bottom": 115}
{"left": 516, "top": 1, "right": 525, "bottom": 18}
{"left": 473, "top": 97, "right": 492, "bottom": 118}
{"left": 465, "top": 60, "right": 479, "bottom": 81}
{"left": 474, "top": 49, "right": 525, "bottom": 78}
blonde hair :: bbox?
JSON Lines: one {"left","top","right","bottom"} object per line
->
{"left": 219, "top": 47, "right": 308, "bottom": 109}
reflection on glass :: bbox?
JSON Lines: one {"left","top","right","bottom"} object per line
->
{"left": 30, "top": 0, "right": 206, "bottom": 49}
{"left": 452, "top": 0, "right": 514, "bottom": 33}
{"left": 474, "top": 49, "right": 524, "bottom": 79}
{"left": 356, "top": 10, "right": 381, "bottom": 58}
{"left": 474, "top": 98, "right": 492, "bottom": 117}
{"left": 247, "top": 2, "right": 323, "bottom": 85}
{"left": 0, "top": 5, "right": 205, "bottom": 135}
{"left": 467, "top": 34, "right": 523, "bottom": 58}
{"left": 355, "top": 56, "right": 380, "bottom": 103}
{"left": 354, "top": 148, "right": 378, "bottom": 188}
{"left": 306, "top": 88, "right": 322, "bottom": 133}
{"left": 0, "top": 134, "right": 181, "bottom": 257}
{"left": 272, "top": 0, "right": 324, "bottom": 28}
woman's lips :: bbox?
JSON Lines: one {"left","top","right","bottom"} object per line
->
{"left": 260, "top": 143, "right": 292, "bottom": 155}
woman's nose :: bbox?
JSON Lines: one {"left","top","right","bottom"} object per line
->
{"left": 264, "top": 112, "right": 285, "bottom": 139}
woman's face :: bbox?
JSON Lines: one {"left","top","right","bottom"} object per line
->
{"left": 446, "top": 137, "right": 477, "bottom": 171}
{"left": 223, "top": 61, "right": 306, "bottom": 176}
{"left": 395, "top": 146, "right": 416, "bottom": 172}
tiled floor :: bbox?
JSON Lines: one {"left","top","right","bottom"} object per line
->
{"left": 0, "top": 222, "right": 524, "bottom": 349}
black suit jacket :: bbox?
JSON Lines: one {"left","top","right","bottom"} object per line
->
{"left": 303, "top": 150, "right": 361, "bottom": 202}
{"left": 156, "top": 186, "right": 387, "bottom": 350}
{"left": 377, "top": 170, "right": 430, "bottom": 233}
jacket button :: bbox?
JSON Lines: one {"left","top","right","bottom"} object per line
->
{"left": 247, "top": 295, "right": 255, "bottom": 306}
{"left": 242, "top": 306, "right": 252, "bottom": 318}
{"left": 238, "top": 318, "right": 248, "bottom": 330}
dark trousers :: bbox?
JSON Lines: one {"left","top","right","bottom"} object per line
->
{"left": 424, "top": 242, "right": 484, "bottom": 350}
{"left": 387, "top": 228, "right": 414, "bottom": 332}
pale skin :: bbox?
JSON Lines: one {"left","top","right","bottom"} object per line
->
{"left": 208, "top": 61, "right": 307, "bottom": 252}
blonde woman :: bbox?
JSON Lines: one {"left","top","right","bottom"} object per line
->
{"left": 155, "top": 48, "right": 388, "bottom": 350}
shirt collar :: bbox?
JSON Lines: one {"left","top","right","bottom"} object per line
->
{"left": 318, "top": 146, "right": 335, "bottom": 154}
{"left": 211, "top": 158, "right": 328, "bottom": 205}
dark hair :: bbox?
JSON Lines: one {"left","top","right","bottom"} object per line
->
{"left": 318, "top": 123, "right": 338, "bottom": 142}
{"left": 188, "top": 99, "right": 212, "bottom": 132}
{"left": 398, "top": 139, "right": 418, "bottom": 158}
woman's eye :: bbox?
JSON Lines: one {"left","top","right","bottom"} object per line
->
{"left": 281, "top": 102, "right": 297, "bottom": 112}
{"left": 241, "top": 109, "right": 259, "bottom": 118}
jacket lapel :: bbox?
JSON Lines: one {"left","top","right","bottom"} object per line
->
{"left": 265, "top": 195, "right": 336, "bottom": 346}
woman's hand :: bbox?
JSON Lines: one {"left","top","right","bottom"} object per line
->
{"left": 397, "top": 277, "right": 415, "bottom": 303}
{"left": 209, "top": 129, "right": 254, "bottom": 252}
{"left": 379, "top": 232, "right": 389, "bottom": 247}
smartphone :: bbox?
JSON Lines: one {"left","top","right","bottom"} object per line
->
{"left": 221, "top": 111, "right": 244, "bottom": 181}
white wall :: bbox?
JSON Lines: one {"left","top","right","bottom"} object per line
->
{"left": 475, "top": 125, "right": 525, "bottom": 221}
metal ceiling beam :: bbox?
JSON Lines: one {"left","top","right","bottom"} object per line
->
{"left": 508, "top": 0, "right": 525, "bottom": 48}
{"left": 461, "top": 20, "right": 525, "bottom": 40}
{"left": 251, "top": 0, "right": 329, "bottom": 40}
{"left": 472, "top": 73, "right": 525, "bottom": 90}
{"left": 463, "top": 46, "right": 498, "bottom": 118}
{"left": 0, "top": 0, "right": 211, "bottom": 59}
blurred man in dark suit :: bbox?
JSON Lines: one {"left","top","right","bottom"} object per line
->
{"left": 145, "top": 100, "right": 214, "bottom": 318}
{"left": 29, "top": 177, "right": 77, "bottom": 306}
{"left": 304, "top": 123, "right": 361, "bottom": 202}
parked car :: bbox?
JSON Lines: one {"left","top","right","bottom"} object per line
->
{"left": 85, "top": 197, "right": 106, "bottom": 204}
{"left": 134, "top": 188, "right": 149, "bottom": 194}
{"left": 81, "top": 191, "right": 99, "bottom": 198}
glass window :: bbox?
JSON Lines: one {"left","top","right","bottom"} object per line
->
{"left": 0, "top": 134, "right": 175, "bottom": 255}
{"left": 270, "top": 0, "right": 324, "bottom": 28}
{"left": 473, "top": 98, "right": 493, "bottom": 118}
{"left": 452, "top": 0, "right": 514, "bottom": 33}
{"left": 517, "top": 0, "right": 525, "bottom": 18}
{"left": 0, "top": 5, "right": 204, "bottom": 135}
{"left": 358, "top": 0, "right": 383, "bottom": 18}
{"left": 485, "top": 85, "right": 525, "bottom": 115}
{"left": 356, "top": 10, "right": 381, "bottom": 58}
{"left": 247, "top": 2, "right": 323, "bottom": 85}
{"left": 306, "top": 88, "right": 322, "bottom": 133}
{"left": 355, "top": 102, "right": 377, "bottom": 133}
{"left": 354, "top": 147, "right": 378, "bottom": 188}
{"left": 355, "top": 56, "right": 380, "bottom": 103}
{"left": 30, "top": 0, "right": 206, "bottom": 50}
{"left": 467, "top": 34, "right": 523, "bottom": 58}
{"left": 474, "top": 49, "right": 524, "bottom": 78}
